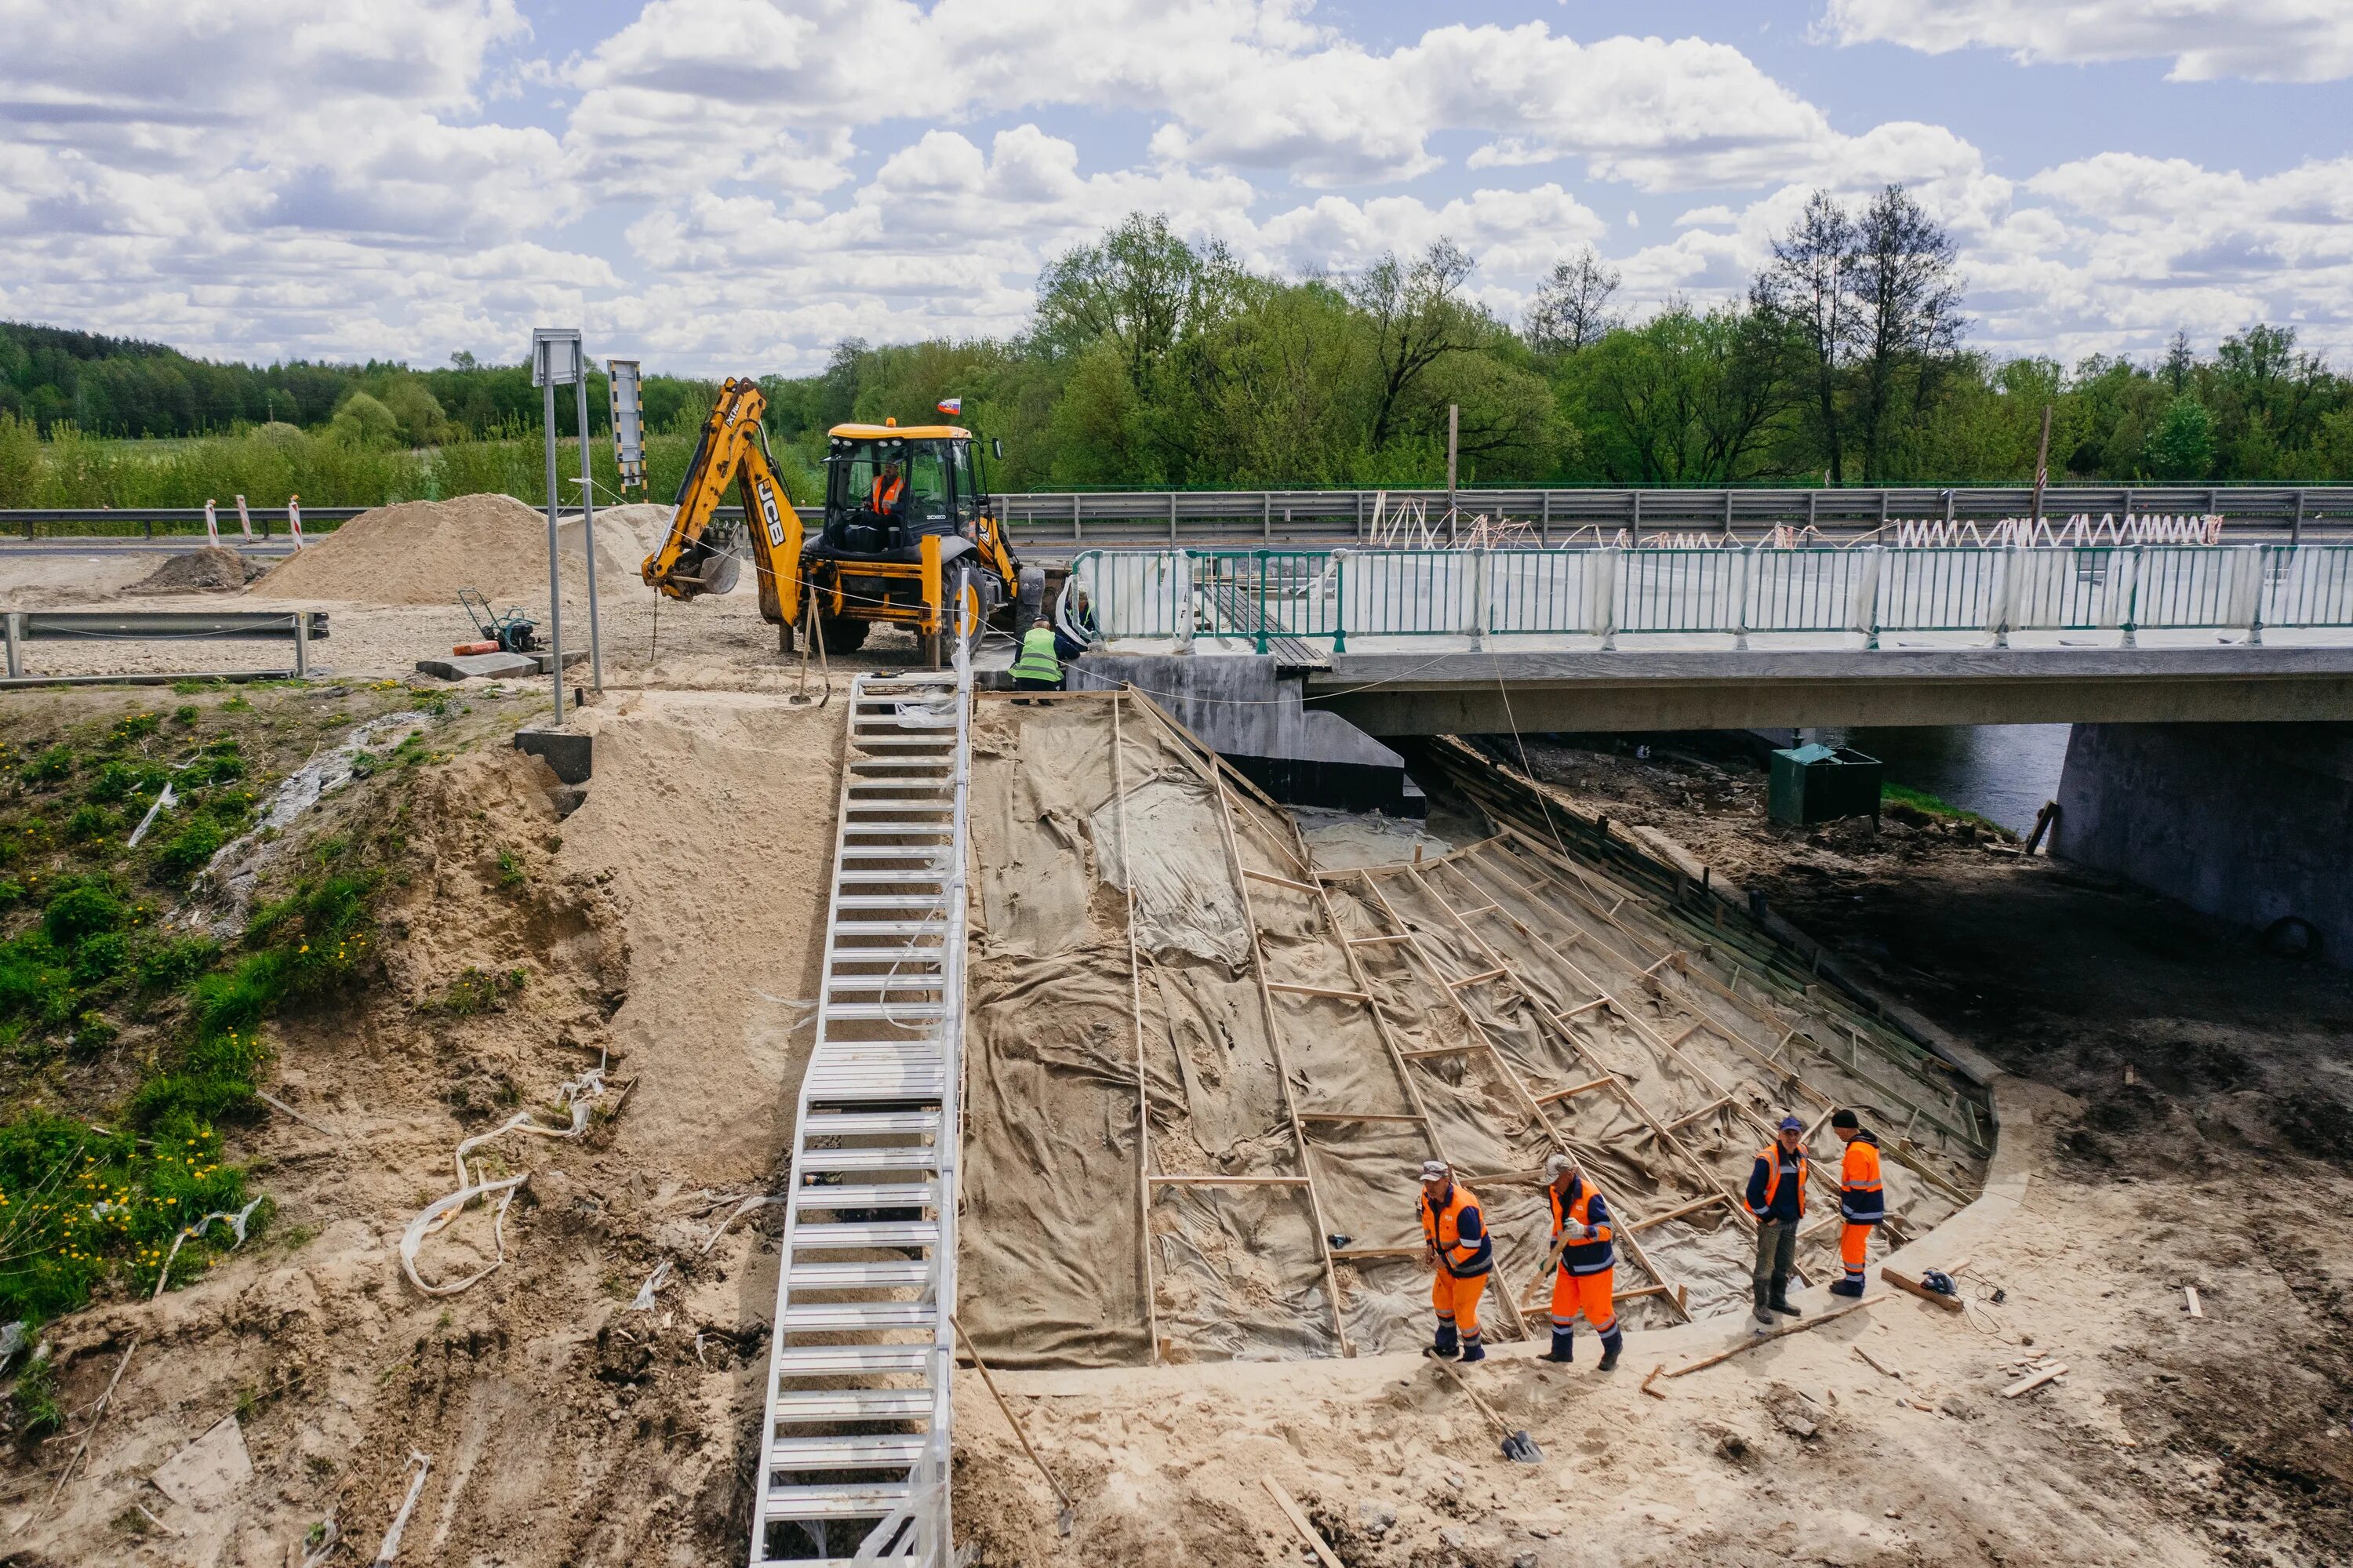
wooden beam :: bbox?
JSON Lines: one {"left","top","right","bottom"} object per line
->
{"left": 1533, "top": 1075, "right": 1617, "bottom": 1105}
{"left": 1346, "top": 933, "right": 1414, "bottom": 946}
{"left": 1296, "top": 1110, "right": 1425, "bottom": 1124}
{"left": 1267, "top": 980, "right": 1371, "bottom": 1002}
{"left": 1446, "top": 966, "right": 1507, "bottom": 989}
{"left": 1111, "top": 693, "right": 1160, "bottom": 1365}
{"left": 1401, "top": 1042, "right": 1478, "bottom": 1060}
{"left": 1665, "top": 1294, "right": 1886, "bottom": 1377}
{"left": 1879, "top": 1264, "right": 1965, "bottom": 1313}
{"left": 1150, "top": 1174, "right": 1312, "bottom": 1187}
{"left": 1242, "top": 867, "right": 1321, "bottom": 895}
{"left": 1624, "top": 1193, "right": 1729, "bottom": 1233}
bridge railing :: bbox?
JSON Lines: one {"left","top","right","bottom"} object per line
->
{"left": 1067, "top": 543, "right": 2353, "bottom": 650}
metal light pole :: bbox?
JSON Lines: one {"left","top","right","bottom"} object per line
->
{"left": 531, "top": 327, "right": 582, "bottom": 726}
{"left": 573, "top": 366, "right": 604, "bottom": 690}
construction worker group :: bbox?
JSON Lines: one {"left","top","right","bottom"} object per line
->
{"left": 1417, "top": 1107, "right": 1883, "bottom": 1365}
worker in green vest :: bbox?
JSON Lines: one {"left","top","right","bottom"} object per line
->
{"left": 1009, "top": 617, "right": 1064, "bottom": 697}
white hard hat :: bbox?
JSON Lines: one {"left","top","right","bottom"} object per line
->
{"left": 1543, "top": 1152, "right": 1576, "bottom": 1182}
{"left": 1417, "top": 1159, "right": 1449, "bottom": 1183}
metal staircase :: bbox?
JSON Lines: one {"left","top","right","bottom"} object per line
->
{"left": 750, "top": 654, "right": 971, "bottom": 1566}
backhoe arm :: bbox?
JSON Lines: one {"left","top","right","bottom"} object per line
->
{"left": 641, "top": 377, "right": 806, "bottom": 627}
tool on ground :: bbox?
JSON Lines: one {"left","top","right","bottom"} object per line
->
{"left": 1880, "top": 1264, "right": 1966, "bottom": 1314}
{"left": 1425, "top": 1348, "right": 1543, "bottom": 1463}
{"left": 1665, "top": 1293, "right": 1886, "bottom": 1377}
{"left": 951, "top": 1315, "right": 1075, "bottom": 1535}
{"left": 456, "top": 588, "right": 536, "bottom": 654}
{"left": 1260, "top": 1477, "right": 1345, "bottom": 1568}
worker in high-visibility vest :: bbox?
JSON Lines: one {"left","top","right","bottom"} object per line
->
{"left": 1418, "top": 1159, "right": 1491, "bottom": 1362}
{"left": 1744, "top": 1115, "right": 1808, "bottom": 1333}
{"left": 1009, "top": 617, "right": 1064, "bottom": 694}
{"left": 1828, "top": 1108, "right": 1884, "bottom": 1297}
{"left": 1537, "top": 1151, "right": 1622, "bottom": 1370}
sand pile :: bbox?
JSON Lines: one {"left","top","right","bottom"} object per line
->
{"left": 129, "top": 546, "right": 267, "bottom": 594}
{"left": 252, "top": 494, "right": 680, "bottom": 606}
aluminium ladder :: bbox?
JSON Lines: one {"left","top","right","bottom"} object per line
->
{"left": 750, "top": 655, "right": 972, "bottom": 1566}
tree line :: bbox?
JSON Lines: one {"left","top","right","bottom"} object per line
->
{"left": 6, "top": 189, "right": 2353, "bottom": 508}
{"left": 780, "top": 195, "right": 2353, "bottom": 491}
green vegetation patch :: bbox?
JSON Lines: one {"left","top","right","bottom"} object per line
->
{"left": 1882, "top": 783, "right": 2015, "bottom": 838}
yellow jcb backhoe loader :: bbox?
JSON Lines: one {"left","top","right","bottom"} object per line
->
{"left": 641, "top": 377, "right": 1030, "bottom": 664}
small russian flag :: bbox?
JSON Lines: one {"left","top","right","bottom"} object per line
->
{"left": 936, "top": 397, "right": 962, "bottom": 416}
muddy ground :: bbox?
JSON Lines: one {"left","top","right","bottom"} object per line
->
{"left": 1471, "top": 730, "right": 2353, "bottom": 1565}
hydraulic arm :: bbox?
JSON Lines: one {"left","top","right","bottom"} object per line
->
{"left": 642, "top": 377, "right": 806, "bottom": 628}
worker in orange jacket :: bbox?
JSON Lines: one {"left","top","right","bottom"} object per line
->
{"left": 1828, "top": 1108, "right": 1884, "bottom": 1297}
{"left": 1417, "top": 1159, "right": 1490, "bottom": 1362}
{"left": 1536, "top": 1152, "right": 1622, "bottom": 1370}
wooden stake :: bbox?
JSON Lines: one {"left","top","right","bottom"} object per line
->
{"left": 952, "top": 1316, "right": 1077, "bottom": 1520}
{"left": 1640, "top": 1364, "right": 1667, "bottom": 1400}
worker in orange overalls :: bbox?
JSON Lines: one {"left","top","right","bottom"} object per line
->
{"left": 1828, "top": 1108, "right": 1884, "bottom": 1297}
{"left": 1537, "top": 1152, "right": 1622, "bottom": 1370}
{"left": 1417, "top": 1159, "right": 1491, "bottom": 1362}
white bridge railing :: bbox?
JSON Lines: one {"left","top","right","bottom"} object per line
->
{"left": 1070, "top": 543, "right": 2353, "bottom": 651}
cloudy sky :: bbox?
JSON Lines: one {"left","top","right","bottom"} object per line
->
{"left": 5, "top": 0, "right": 2350, "bottom": 375}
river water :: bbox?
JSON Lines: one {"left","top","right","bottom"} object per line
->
{"left": 1803, "top": 724, "right": 2073, "bottom": 835}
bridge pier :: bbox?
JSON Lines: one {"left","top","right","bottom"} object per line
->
{"left": 2054, "top": 722, "right": 2353, "bottom": 966}
{"left": 1071, "top": 653, "right": 1413, "bottom": 813}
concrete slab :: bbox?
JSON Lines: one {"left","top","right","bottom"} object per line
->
{"left": 526, "top": 648, "right": 590, "bottom": 675}
{"left": 416, "top": 652, "right": 539, "bottom": 680}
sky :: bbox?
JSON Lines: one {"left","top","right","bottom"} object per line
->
{"left": 3, "top": 0, "right": 2351, "bottom": 377}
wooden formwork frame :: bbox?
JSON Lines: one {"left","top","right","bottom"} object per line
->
{"left": 1124, "top": 693, "right": 1354, "bottom": 1357}
{"left": 1474, "top": 831, "right": 1982, "bottom": 1205}
{"left": 1342, "top": 866, "right": 1702, "bottom": 1322}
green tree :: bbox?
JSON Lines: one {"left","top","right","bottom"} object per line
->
{"left": 325, "top": 391, "right": 398, "bottom": 446}
{"left": 2144, "top": 395, "right": 2215, "bottom": 481}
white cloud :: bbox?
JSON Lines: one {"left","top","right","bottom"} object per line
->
{"left": 0, "top": 2, "right": 2348, "bottom": 374}
{"left": 1822, "top": 0, "right": 2353, "bottom": 83}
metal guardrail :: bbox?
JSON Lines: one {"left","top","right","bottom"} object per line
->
{"left": 1001, "top": 485, "right": 2353, "bottom": 545}
{"left": 0, "top": 609, "right": 330, "bottom": 684}
{"left": 5, "top": 485, "right": 2350, "bottom": 548}
{"left": 1070, "top": 544, "right": 2353, "bottom": 651}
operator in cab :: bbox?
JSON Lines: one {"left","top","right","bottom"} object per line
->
{"left": 870, "top": 458, "right": 907, "bottom": 522}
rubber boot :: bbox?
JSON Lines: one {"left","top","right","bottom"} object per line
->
{"left": 1597, "top": 1329, "right": 1622, "bottom": 1372}
{"left": 1538, "top": 1328, "right": 1574, "bottom": 1364}
{"left": 1828, "top": 1277, "right": 1865, "bottom": 1298}
{"left": 1457, "top": 1334, "right": 1486, "bottom": 1364}
{"left": 1431, "top": 1323, "right": 1460, "bottom": 1359}
{"left": 1769, "top": 1275, "right": 1802, "bottom": 1317}
{"left": 1752, "top": 1282, "right": 1775, "bottom": 1334}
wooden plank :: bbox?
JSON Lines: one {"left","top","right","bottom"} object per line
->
{"left": 1401, "top": 1042, "right": 1478, "bottom": 1060}
{"left": 1242, "top": 867, "right": 1321, "bottom": 895}
{"left": 1533, "top": 1075, "right": 1617, "bottom": 1105}
{"left": 1149, "top": 1174, "right": 1312, "bottom": 1187}
{"left": 1852, "top": 1344, "right": 1904, "bottom": 1380}
{"left": 1447, "top": 966, "right": 1507, "bottom": 989}
{"left": 1267, "top": 980, "right": 1372, "bottom": 1002}
{"left": 1111, "top": 693, "right": 1160, "bottom": 1365}
{"left": 1664, "top": 1294, "right": 1886, "bottom": 1377}
{"left": 2002, "top": 1363, "right": 2068, "bottom": 1400}
{"left": 1346, "top": 933, "right": 1414, "bottom": 946}
{"left": 1330, "top": 1245, "right": 1427, "bottom": 1261}
{"left": 2184, "top": 1285, "right": 2203, "bottom": 1319}
{"left": 1296, "top": 1109, "right": 1426, "bottom": 1124}
{"left": 1880, "top": 1265, "right": 1965, "bottom": 1313}
{"left": 1261, "top": 1478, "right": 1345, "bottom": 1568}
{"left": 1625, "top": 1193, "right": 1728, "bottom": 1233}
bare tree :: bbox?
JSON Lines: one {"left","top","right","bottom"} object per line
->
{"left": 1526, "top": 247, "right": 1621, "bottom": 354}
{"left": 1347, "top": 238, "right": 1482, "bottom": 451}
{"left": 1847, "top": 184, "right": 1963, "bottom": 482}
{"left": 2162, "top": 329, "right": 2195, "bottom": 393}
{"left": 1754, "top": 191, "right": 1857, "bottom": 485}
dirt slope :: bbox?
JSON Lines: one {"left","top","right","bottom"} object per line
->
{"left": 2, "top": 689, "right": 842, "bottom": 1566}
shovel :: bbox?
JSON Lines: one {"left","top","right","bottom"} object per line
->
{"left": 1425, "top": 1351, "right": 1543, "bottom": 1464}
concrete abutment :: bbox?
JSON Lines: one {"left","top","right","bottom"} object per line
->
{"left": 2055, "top": 722, "right": 2353, "bottom": 966}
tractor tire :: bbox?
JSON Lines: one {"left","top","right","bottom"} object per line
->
{"left": 815, "top": 613, "right": 871, "bottom": 654}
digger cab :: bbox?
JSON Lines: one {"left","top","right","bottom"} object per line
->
{"left": 816, "top": 424, "right": 989, "bottom": 559}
